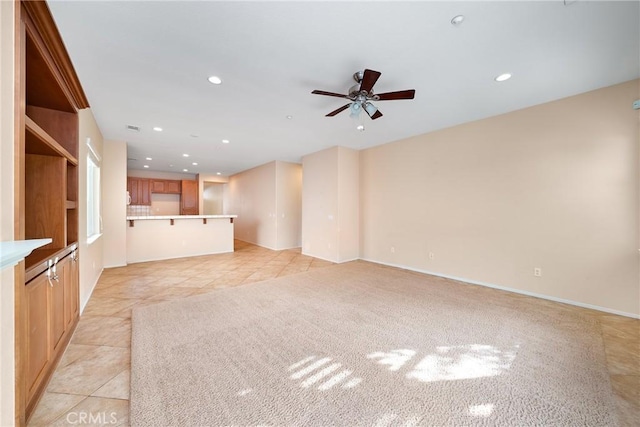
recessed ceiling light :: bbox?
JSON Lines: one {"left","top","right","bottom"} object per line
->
{"left": 495, "top": 73, "right": 512, "bottom": 82}
{"left": 145, "top": 157, "right": 152, "bottom": 161}
{"left": 208, "top": 76, "right": 222, "bottom": 85}
{"left": 192, "top": 162, "right": 198, "bottom": 166}
{"left": 221, "top": 139, "right": 230, "bottom": 144}
{"left": 153, "top": 127, "right": 163, "bottom": 132}
{"left": 356, "top": 124, "right": 365, "bottom": 132}
{"left": 216, "top": 172, "right": 221, "bottom": 175}
{"left": 143, "top": 165, "right": 149, "bottom": 168}
{"left": 183, "top": 169, "right": 188, "bottom": 172}
{"left": 286, "top": 115, "right": 293, "bottom": 120}
{"left": 183, "top": 153, "right": 189, "bottom": 157}
{"left": 451, "top": 15, "right": 465, "bottom": 26}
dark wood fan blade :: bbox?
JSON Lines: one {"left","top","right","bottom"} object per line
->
{"left": 360, "top": 69, "right": 382, "bottom": 94}
{"left": 326, "top": 103, "right": 351, "bottom": 117}
{"left": 368, "top": 109, "right": 383, "bottom": 120}
{"left": 376, "top": 89, "right": 416, "bottom": 101}
{"left": 312, "top": 90, "right": 348, "bottom": 98}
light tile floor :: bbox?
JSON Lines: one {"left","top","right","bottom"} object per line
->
{"left": 28, "top": 241, "right": 639, "bottom": 426}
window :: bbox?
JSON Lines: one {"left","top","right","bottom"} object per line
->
{"left": 87, "top": 138, "right": 101, "bottom": 241}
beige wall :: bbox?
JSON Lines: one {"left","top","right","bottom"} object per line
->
{"left": 227, "top": 161, "right": 277, "bottom": 248}
{"left": 78, "top": 109, "right": 105, "bottom": 312}
{"left": 102, "top": 140, "right": 127, "bottom": 268}
{"left": 360, "top": 80, "right": 640, "bottom": 316}
{"left": 0, "top": 0, "right": 16, "bottom": 422}
{"left": 302, "top": 146, "right": 359, "bottom": 262}
{"left": 338, "top": 148, "right": 360, "bottom": 262}
{"left": 227, "top": 161, "right": 302, "bottom": 250}
{"left": 198, "top": 173, "right": 228, "bottom": 214}
{"left": 203, "top": 182, "right": 224, "bottom": 215}
{"left": 127, "top": 169, "right": 196, "bottom": 181}
{"left": 276, "top": 161, "right": 302, "bottom": 249}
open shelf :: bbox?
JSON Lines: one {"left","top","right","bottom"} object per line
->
{"left": 25, "top": 116, "right": 78, "bottom": 165}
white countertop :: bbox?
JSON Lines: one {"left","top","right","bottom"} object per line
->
{"left": 0, "top": 238, "right": 52, "bottom": 270}
{"left": 126, "top": 214, "right": 237, "bottom": 220}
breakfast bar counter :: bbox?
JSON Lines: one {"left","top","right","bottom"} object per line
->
{"left": 126, "top": 214, "right": 237, "bottom": 264}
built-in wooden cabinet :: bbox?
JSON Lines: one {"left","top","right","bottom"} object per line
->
{"left": 24, "top": 250, "right": 78, "bottom": 406}
{"left": 127, "top": 177, "right": 151, "bottom": 205}
{"left": 151, "top": 179, "right": 181, "bottom": 194}
{"left": 180, "top": 180, "right": 199, "bottom": 215}
{"left": 15, "top": 1, "right": 89, "bottom": 424}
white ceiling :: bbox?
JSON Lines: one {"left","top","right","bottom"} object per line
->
{"left": 48, "top": 1, "right": 639, "bottom": 176}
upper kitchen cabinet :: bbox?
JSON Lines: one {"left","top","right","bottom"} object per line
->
{"left": 127, "top": 177, "right": 151, "bottom": 205}
{"left": 151, "top": 179, "right": 181, "bottom": 194}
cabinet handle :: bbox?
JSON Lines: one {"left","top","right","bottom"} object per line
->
{"left": 46, "top": 259, "right": 58, "bottom": 286}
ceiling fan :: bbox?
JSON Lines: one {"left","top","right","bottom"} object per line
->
{"left": 312, "top": 69, "right": 415, "bottom": 120}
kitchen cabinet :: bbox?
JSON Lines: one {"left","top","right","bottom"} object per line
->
{"left": 181, "top": 180, "right": 199, "bottom": 215}
{"left": 151, "top": 179, "right": 181, "bottom": 194}
{"left": 127, "top": 177, "right": 151, "bottom": 205}
{"left": 16, "top": 1, "right": 86, "bottom": 422}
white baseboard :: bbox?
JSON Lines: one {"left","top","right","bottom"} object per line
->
{"left": 360, "top": 258, "right": 640, "bottom": 319}
{"left": 103, "top": 263, "right": 127, "bottom": 269}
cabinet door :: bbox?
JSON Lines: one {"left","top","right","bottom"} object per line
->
{"left": 63, "top": 254, "right": 78, "bottom": 329}
{"left": 128, "top": 177, "right": 139, "bottom": 205}
{"left": 151, "top": 179, "right": 166, "bottom": 193}
{"left": 139, "top": 178, "right": 151, "bottom": 205}
{"left": 70, "top": 252, "right": 79, "bottom": 318}
{"left": 166, "top": 180, "right": 181, "bottom": 194}
{"left": 25, "top": 274, "right": 51, "bottom": 401}
{"left": 50, "top": 258, "right": 66, "bottom": 352}
{"left": 180, "top": 180, "right": 199, "bottom": 215}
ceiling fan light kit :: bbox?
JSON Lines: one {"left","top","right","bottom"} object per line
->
{"left": 312, "top": 69, "right": 415, "bottom": 122}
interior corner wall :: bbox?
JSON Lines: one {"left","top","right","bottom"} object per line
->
{"left": 360, "top": 79, "right": 640, "bottom": 316}
{"left": 337, "top": 147, "right": 359, "bottom": 262}
{"left": 302, "top": 146, "right": 359, "bottom": 262}
{"left": 227, "top": 161, "right": 277, "bottom": 249}
{"left": 102, "top": 140, "right": 127, "bottom": 268}
{"left": 78, "top": 109, "right": 105, "bottom": 312}
{"left": 275, "top": 161, "right": 302, "bottom": 249}
{"left": 0, "top": 0, "right": 16, "bottom": 423}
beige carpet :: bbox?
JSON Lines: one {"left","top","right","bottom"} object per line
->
{"left": 131, "top": 261, "right": 618, "bottom": 426}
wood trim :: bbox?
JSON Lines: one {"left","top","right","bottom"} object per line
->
{"left": 21, "top": 1, "right": 89, "bottom": 109}
{"left": 14, "top": 5, "right": 27, "bottom": 425}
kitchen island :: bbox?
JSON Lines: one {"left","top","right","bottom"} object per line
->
{"left": 126, "top": 214, "right": 237, "bottom": 263}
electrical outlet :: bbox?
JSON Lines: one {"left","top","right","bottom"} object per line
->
{"left": 391, "top": 246, "right": 395, "bottom": 253}
{"left": 429, "top": 252, "right": 435, "bottom": 260}
{"left": 534, "top": 268, "right": 542, "bottom": 277}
